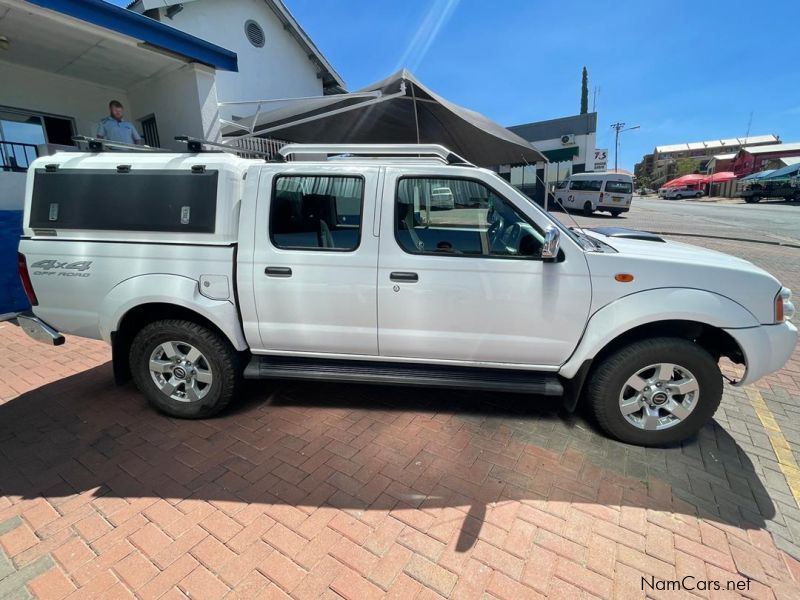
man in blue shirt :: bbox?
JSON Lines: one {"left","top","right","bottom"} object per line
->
{"left": 96, "top": 100, "right": 142, "bottom": 146}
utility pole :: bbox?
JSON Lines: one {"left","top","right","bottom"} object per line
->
{"left": 610, "top": 122, "right": 640, "bottom": 171}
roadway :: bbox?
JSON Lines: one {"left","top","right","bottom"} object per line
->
{"left": 556, "top": 196, "right": 800, "bottom": 245}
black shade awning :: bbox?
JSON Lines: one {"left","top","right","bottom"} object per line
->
{"left": 223, "top": 69, "right": 547, "bottom": 167}
{"left": 542, "top": 147, "right": 579, "bottom": 163}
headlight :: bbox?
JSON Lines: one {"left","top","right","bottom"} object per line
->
{"left": 776, "top": 287, "right": 795, "bottom": 322}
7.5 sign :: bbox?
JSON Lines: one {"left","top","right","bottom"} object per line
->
{"left": 594, "top": 149, "right": 608, "bottom": 171}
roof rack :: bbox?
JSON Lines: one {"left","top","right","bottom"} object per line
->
{"left": 278, "top": 144, "right": 473, "bottom": 166}
{"left": 72, "top": 135, "right": 166, "bottom": 152}
{"left": 174, "top": 136, "right": 283, "bottom": 160}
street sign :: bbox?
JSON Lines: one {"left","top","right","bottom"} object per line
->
{"left": 594, "top": 149, "right": 608, "bottom": 171}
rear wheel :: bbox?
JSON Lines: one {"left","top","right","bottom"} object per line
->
{"left": 130, "top": 319, "right": 242, "bottom": 418}
{"left": 586, "top": 337, "right": 722, "bottom": 446}
{"left": 695, "top": 192, "right": 702, "bottom": 198}
{"left": 745, "top": 195, "right": 761, "bottom": 203}
{"left": 609, "top": 209, "right": 622, "bottom": 217}
{"left": 582, "top": 201, "right": 593, "bottom": 216}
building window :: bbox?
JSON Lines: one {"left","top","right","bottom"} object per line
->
{"left": 140, "top": 115, "right": 160, "bottom": 148}
{"left": 270, "top": 175, "right": 364, "bottom": 251}
{"left": 244, "top": 20, "right": 265, "bottom": 48}
{"left": 0, "top": 106, "right": 74, "bottom": 171}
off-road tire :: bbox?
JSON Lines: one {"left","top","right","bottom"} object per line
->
{"left": 130, "top": 319, "right": 242, "bottom": 419}
{"left": 585, "top": 337, "right": 722, "bottom": 446}
{"left": 582, "top": 201, "right": 593, "bottom": 216}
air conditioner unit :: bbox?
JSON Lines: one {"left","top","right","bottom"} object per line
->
{"left": 560, "top": 134, "right": 575, "bottom": 145}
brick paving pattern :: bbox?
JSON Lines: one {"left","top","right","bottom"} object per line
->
{"left": 2, "top": 201, "right": 800, "bottom": 598}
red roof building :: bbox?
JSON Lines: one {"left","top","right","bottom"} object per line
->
{"left": 732, "top": 143, "right": 800, "bottom": 177}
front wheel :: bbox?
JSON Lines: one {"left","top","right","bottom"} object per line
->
{"left": 130, "top": 319, "right": 242, "bottom": 418}
{"left": 585, "top": 337, "right": 722, "bottom": 446}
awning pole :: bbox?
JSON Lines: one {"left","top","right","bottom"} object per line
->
{"left": 544, "top": 165, "right": 549, "bottom": 212}
{"left": 410, "top": 80, "right": 420, "bottom": 144}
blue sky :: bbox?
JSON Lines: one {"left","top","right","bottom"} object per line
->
{"left": 113, "top": 0, "right": 800, "bottom": 170}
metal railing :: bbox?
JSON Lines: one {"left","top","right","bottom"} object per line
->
{"left": 227, "top": 136, "right": 288, "bottom": 160}
{"left": 0, "top": 141, "right": 39, "bottom": 172}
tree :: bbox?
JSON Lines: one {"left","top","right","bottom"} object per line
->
{"left": 580, "top": 67, "right": 589, "bottom": 114}
{"left": 675, "top": 158, "right": 701, "bottom": 177}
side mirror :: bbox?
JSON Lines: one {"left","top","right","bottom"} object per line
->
{"left": 541, "top": 226, "right": 560, "bottom": 260}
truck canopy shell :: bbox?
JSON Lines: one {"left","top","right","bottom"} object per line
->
{"left": 23, "top": 152, "right": 261, "bottom": 245}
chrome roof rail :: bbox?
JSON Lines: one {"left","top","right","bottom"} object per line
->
{"left": 72, "top": 136, "right": 167, "bottom": 153}
{"left": 278, "top": 144, "right": 474, "bottom": 166}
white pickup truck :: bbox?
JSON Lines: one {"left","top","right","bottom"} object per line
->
{"left": 13, "top": 144, "right": 797, "bottom": 446}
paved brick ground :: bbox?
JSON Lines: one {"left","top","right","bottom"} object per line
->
{"left": 2, "top": 203, "right": 800, "bottom": 598}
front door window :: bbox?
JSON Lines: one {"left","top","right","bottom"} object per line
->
{"left": 395, "top": 177, "right": 545, "bottom": 258}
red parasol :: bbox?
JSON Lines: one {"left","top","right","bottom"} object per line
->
{"left": 662, "top": 174, "right": 708, "bottom": 188}
{"left": 707, "top": 171, "right": 737, "bottom": 183}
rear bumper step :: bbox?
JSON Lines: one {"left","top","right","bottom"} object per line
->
{"left": 11, "top": 313, "right": 65, "bottom": 346}
{"left": 245, "top": 355, "right": 563, "bottom": 395}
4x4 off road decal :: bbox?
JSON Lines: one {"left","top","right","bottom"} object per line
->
{"left": 30, "top": 260, "right": 92, "bottom": 277}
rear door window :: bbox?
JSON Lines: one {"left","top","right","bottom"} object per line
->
{"left": 605, "top": 181, "right": 633, "bottom": 194}
{"left": 270, "top": 175, "right": 364, "bottom": 251}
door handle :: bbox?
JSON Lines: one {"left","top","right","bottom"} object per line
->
{"left": 265, "top": 266, "right": 292, "bottom": 277}
{"left": 390, "top": 271, "right": 418, "bottom": 283}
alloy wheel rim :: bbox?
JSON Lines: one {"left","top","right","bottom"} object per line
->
{"left": 618, "top": 363, "right": 699, "bottom": 431}
{"left": 149, "top": 341, "right": 213, "bottom": 403}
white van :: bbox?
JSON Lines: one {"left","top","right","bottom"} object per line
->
{"left": 555, "top": 172, "right": 634, "bottom": 217}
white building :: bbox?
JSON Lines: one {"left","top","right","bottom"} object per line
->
{"left": 500, "top": 113, "right": 598, "bottom": 205}
{"left": 127, "top": 0, "right": 345, "bottom": 102}
{"left": 0, "top": 0, "right": 343, "bottom": 210}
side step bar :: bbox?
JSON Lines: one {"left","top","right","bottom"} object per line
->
{"left": 245, "top": 355, "right": 564, "bottom": 395}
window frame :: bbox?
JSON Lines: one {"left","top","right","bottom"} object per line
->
{"left": 268, "top": 172, "right": 366, "bottom": 253}
{"left": 393, "top": 174, "right": 549, "bottom": 261}
{"left": 139, "top": 114, "right": 160, "bottom": 148}
{"left": 0, "top": 104, "right": 76, "bottom": 145}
